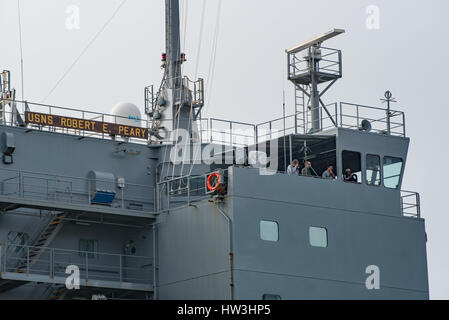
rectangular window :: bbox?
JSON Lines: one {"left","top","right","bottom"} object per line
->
{"left": 366, "top": 154, "right": 381, "bottom": 186}
{"left": 79, "top": 239, "right": 99, "bottom": 259}
{"left": 342, "top": 150, "right": 362, "bottom": 183}
{"left": 262, "top": 294, "right": 281, "bottom": 300}
{"left": 260, "top": 220, "right": 279, "bottom": 242}
{"left": 383, "top": 156, "right": 403, "bottom": 189}
{"left": 309, "top": 226, "right": 328, "bottom": 248}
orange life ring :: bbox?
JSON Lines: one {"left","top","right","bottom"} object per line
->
{"left": 207, "top": 172, "right": 220, "bottom": 192}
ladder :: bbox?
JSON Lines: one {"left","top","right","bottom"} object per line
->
{"left": 48, "top": 285, "right": 68, "bottom": 300}
{"left": 16, "top": 213, "right": 66, "bottom": 273}
{"left": 295, "top": 85, "right": 306, "bottom": 134}
{"left": 0, "top": 213, "right": 66, "bottom": 293}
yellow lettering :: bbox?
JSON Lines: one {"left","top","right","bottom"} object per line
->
{"left": 61, "top": 118, "right": 67, "bottom": 127}
{"left": 48, "top": 115, "right": 54, "bottom": 125}
{"left": 124, "top": 126, "right": 129, "bottom": 136}
{"left": 118, "top": 126, "right": 124, "bottom": 135}
{"left": 103, "top": 123, "right": 108, "bottom": 133}
{"left": 85, "top": 121, "right": 90, "bottom": 130}
{"left": 130, "top": 127, "right": 135, "bottom": 137}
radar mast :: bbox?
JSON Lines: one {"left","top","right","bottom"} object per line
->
{"left": 146, "top": 0, "right": 204, "bottom": 144}
{"left": 286, "top": 29, "right": 344, "bottom": 133}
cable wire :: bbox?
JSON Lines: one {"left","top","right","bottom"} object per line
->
{"left": 194, "top": 0, "right": 207, "bottom": 80}
{"left": 17, "top": 0, "right": 25, "bottom": 104}
{"left": 203, "top": 0, "right": 222, "bottom": 117}
{"left": 41, "top": 0, "right": 128, "bottom": 103}
{"left": 187, "top": 0, "right": 223, "bottom": 177}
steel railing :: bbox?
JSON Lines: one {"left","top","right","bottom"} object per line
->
{"left": 400, "top": 190, "right": 421, "bottom": 218}
{"left": 339, "top": 102, "right": 405, "bottom": 137}
{"left": 6, "top": 101, "right": 150, "bottom": 145}
{"left": 294, "top": 102, "right": 339, "bottom": 135}
{"left": 256, "top": 114, "right": 298, "bottom": 142}
{"left": 208, "top": 118, "right": 256, "bottom": 147}
{"left": 0, "top": 99, "right": 406, "bottom": 149}
{"left": 288, "top": 47, "right": 342, "bottom": 80}
{"left": 156, "top": 169, "right": 228, "bottom": 212}
{"left": 0, "top": 168, "right": 155, "bottom": 213}
{"left": 201, "top": 102, "right": 405, "bottom": 148}
{"left": 0, "top": 243, "right": 153, "bottom": 286}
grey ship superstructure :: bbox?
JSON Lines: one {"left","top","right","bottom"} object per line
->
{"left": 0, "top": 0, "right": 428, "bottom": 300}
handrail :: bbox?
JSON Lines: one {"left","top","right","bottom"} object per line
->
{"left": 0, "top": 243, "right": 153, "bottom": 286}
{"left": 157, "top": 169, "right": 229, "bottom": 212}
{"left": 340, "top": 101, "right": 403, "bottom": 113}
{"left": 400, "top": 190, "right": 421, "bottom": 218}
{"left": 1, "top": 99, "right": 406, "bottom": 148}
{"left": 12, "top": 99, "right": 145, "bottom": 123}
{"left": 0, "top": 167, "right": 155, "bottom": 213}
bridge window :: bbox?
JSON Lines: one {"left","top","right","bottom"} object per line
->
{"left": 309, "top": 226, "right": 328, "bottom": 248}
{"left": 79, "top": 239, "right": 99, "bottom": 259}
{"left": 342, "top": 150, "right": 362, "bottom": 183}
{"left": 383, "top": 156, "right": 403, "bottom": 189}
{"left": 366, "top": 154, "right": 381, "bottom": 186}
{"left": 260, "top": 220, "right": 279, "bottom": 242}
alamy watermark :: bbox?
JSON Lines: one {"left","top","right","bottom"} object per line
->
{"left": 365, "top": 265, "right": 380, "bottom": 290}
{"left": 366, "top": 5, "right": 380, "bottom": 30}
{"left": 65, "top": 265, "right": 80, "bottom": 290}
{"left": 65, "top": 5, "right": 81, "bottom": 30}
{"left": 168, "top": 128, "right": 279, "bottom": 175}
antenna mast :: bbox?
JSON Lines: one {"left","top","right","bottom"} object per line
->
{"left": 165, "top": 0, "right": 181, "bottom": 100}
{"left": 164, "top": 0, "right": 191, "bottom": 134}
{"left": 145, "top": 0, "right": 204, "bottom": 143}
{"left": 286, "top": 29, "right": 344, "bottom": 133}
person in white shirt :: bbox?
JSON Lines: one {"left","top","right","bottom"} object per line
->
{"left": 322, "top": 165, "right": 336, "bottom": 180}
{"left": 287, "top": 159, "right": 300, "bottom": 176}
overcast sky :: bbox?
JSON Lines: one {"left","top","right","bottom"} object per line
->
{"left": 1, "top": 0, "right": 448, "bottom": 299}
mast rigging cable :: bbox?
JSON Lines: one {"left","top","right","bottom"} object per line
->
{"left": 17, "top": 0, "right": 25, "bottom": 104}
{"left": 41, "top": 0, "right": 128, "bottom": 103}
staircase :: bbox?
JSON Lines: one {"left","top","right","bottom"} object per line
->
{"left": 48, "top": 285, "right": 67, "bottom": 300}
{"left": 16, "top": 213, "right": 66, "bottom": 274}
{"left": 0, "top": 213, "right": 66, "bottom": 293}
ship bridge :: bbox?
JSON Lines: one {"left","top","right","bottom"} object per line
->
{"left": 154, "top": 96, "right": 419, "bottom": 219}
{"left": 150, "top": 97, "right": 426, "bottom": 299}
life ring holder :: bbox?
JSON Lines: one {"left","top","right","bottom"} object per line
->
{"left": 206, "top": 172, "right": 221, "bottom": 193}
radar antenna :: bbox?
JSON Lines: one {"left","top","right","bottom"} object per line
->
{"left": 286, "top": 29, "right": 345, "bottom": 133}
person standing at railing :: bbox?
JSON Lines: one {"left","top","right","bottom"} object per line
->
{"left": 343, "top": 168, "right": 358, "bottom": 183}
{"left": 301, "top": 161, "right": 313, "bottom": 176}
{"left": 287, "top": 159, "right": 300, "bottom": 176}
{"left": 322, "top": 165, "right": 336, "bottom": 180}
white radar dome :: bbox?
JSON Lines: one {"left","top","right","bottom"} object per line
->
{"left": 111, "top": 102, "right": 142, "bottom": 127}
